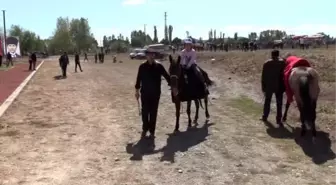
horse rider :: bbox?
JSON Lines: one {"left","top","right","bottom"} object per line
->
{"left": 59, "top": 52, "right": 69, "bottom": 78}
{"left": 180, "top": 38, "right": 208, "bottom": 90}
{"left": 135, "top": 48, "right": 170, "bottom": 139}
{"left": 261, "top": 50, "right": 286, "bottom": 125}
{"left": 74, "top": 52, "right": 83, "bottom": 72}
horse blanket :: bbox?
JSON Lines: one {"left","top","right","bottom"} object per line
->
{"left": 284, "top": 56, "right": 311, "bottom": 103}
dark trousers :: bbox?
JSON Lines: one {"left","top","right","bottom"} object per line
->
{"left": 29, "top": 60, "right": 36, "bottom": 70}
{"left": 61, "top": 64, "right": 67, "bottom": 77}
{"left": 6, "top": 59, "right": 13, "bottom": 67}
{"left": 263, "top": 91, "right": 283, "bottom": 122}
{"left": 141, "top": 94, "right": 160, "bottom": 135}
{"left": 0, "top": 55, "right": 2, "bottom": 67}
{"left": 75, "top": 61, "right": 82, "bottom": 72}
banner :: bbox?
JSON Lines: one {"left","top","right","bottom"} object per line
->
{"left": 6, "top": 36, "right": 21, "bottom": 58}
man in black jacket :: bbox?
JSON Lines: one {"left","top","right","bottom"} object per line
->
{"left": 59, "top": 52, "right": 69, "bottom": 78}
{"left": 135, "top": 49, "right": 170, "bottom": 138}
{"left": 261, "top": 50, "right": 286, "bottom": 125}
{"left": 29, "top": 52, "right": 37, "bottom": 71}
{"left": 74, "top": 52, "right": 83, "bottom": 72}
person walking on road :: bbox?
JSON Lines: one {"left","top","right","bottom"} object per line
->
{"left": 84, "top": 52, "right": 88, "bottom": 62}
{"left": 75, "top": 52, "right": 83, "bottom": 72}
{"left": 29, "top": 52, "right": 37, "bottom": 71}
{"left": 261, "top": 50, "right": 286, "bottom": 125}
{"left": 59, "top": 52, "right": 69, "bottom": 78}
{"left": 135, "top": 48, "right": 170, "bottom": 139}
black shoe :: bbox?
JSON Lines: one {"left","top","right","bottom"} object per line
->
{"left": 148, "top": 133, "right": 155, "bottom": 139}
{"left": 141, "top": 131, "right": 147, "bottom": 138}
{"left": 260, "top": 116, "right": 267, "bottom": 122}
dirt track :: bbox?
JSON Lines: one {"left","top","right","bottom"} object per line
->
{"left": 0, "top": 53, "right": 335, "bottom": 185}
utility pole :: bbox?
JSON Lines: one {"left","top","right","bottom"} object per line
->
{"left": 164, "top": 12, "right": 168, "bottom": 42}
{"left": 144, "top": 24, "right": 146, "bottom": 45}
{"left": 2, "top": 10, "right": 6, "bottom": 54}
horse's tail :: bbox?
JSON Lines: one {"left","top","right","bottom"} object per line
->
{"left": 299, "top": 74, "right": 312, "bottom": 127}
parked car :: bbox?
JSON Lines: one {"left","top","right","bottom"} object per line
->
{"left": 130, "top": 49, "right": 146, "bottom": 59}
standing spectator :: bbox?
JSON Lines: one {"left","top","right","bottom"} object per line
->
{"left": 260, "top": 50, "right": 286, "bottom": 125}
{"left": 6, "top": 52, "right": 13, "bottom": 67}
{"left": 29, "top": 52, "right": 37, "bottom": 70}
{"left": 59, "top": 52, "right": 69, "bottom": 78}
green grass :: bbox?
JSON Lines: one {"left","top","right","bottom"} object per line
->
{"left": 228, "top": 95, "right": 263, "bottom": 118}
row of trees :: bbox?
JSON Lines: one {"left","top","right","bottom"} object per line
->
{"left": 2, "top": 18, "right": 334, "bottom": 55}
{"left": 47, "top": 17, "right": 97, "bottom": 54}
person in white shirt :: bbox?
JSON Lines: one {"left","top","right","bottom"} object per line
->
{"left": 180, "top": 38, "right": 208, "bottom": 89}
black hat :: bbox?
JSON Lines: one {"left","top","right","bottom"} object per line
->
{"left": 6, "top": 37, "right": 19, "bottom": 45}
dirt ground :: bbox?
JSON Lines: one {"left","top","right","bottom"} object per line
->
{"left": 0, "top": 51, "right": 335, "bottom": 185}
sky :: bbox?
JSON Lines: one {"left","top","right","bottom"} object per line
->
{"left": 1, "top": 0, "right": 336, "bottom": 43}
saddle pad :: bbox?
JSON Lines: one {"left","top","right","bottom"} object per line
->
{"left": 284, "top": 56, "right": 311, "bottom": 103}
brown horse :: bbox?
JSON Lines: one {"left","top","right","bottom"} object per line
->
{"left": 168, "top": 55, "right": 212, "bottom": 132}
{"left": 282, "top": 66, "right": 320, "bottom": 139}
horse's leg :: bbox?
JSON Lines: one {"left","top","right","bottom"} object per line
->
{"left": 175, "top": 101, "right": 181, "bottom": 132}
{"left": 312, "top": 100, "right": 317, "bottom": 139}
{"left": 205, "top": 96, "right": 210, "bottom": 120}
{"left": 299, "top": 107, "right": 306, "bottom": 137}
{"left": 282, "top": 102, "right": 290, "bottom": 122}
{"left": 187, "top": 101, "right": 192, "bottom": 127}
{"left": 194, "top": 100, "right": 199, "bottom": 124}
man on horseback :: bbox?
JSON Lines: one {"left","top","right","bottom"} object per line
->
{"left": 180, "top": 38, "right": 210, "bottom": 90}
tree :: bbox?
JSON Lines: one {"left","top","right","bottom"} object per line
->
{"left": 248, "top": 32, "right": 258, "bottom": 40}
{"left": 168, "top": 25, "right": 173, "bottom": 44}
{"left": 130, "top": 30, "right": 152, "bottom": 47}
{"left": 153, "top": 26, "right": 158, "bottom": 43}
{"left": 234, "top": 32, "right": 238, "bottom": 40}
{"left": 171, "top": 37, "right": 181, "bottom": 46}
{"left": 214, "top": 30, "right": 217, "bottom": 40}
{"left": 259, "top": 30, "right": 287, "bottom": 43}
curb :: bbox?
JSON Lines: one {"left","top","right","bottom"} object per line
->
{"left": 0, "top": 60, "right": 45, "bottom": 118}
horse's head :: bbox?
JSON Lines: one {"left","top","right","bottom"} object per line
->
{"left": 168, "top": 55, "right": 181, "bottom": 96}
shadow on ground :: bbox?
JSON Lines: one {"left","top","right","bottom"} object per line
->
{"left": 159, "top": 121, "right": 214, "bottom": 163}
{"left": 264, "top": 120, "right": 335, "bottom": 165}
{"left": 126, "top": 137, "right": 159, "bottom": 161}
{"left": 53, "top": 75, "right": 66, "bottom": 80}
{"left": 293, "top": 127, "right": 336, "bottom": 165}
